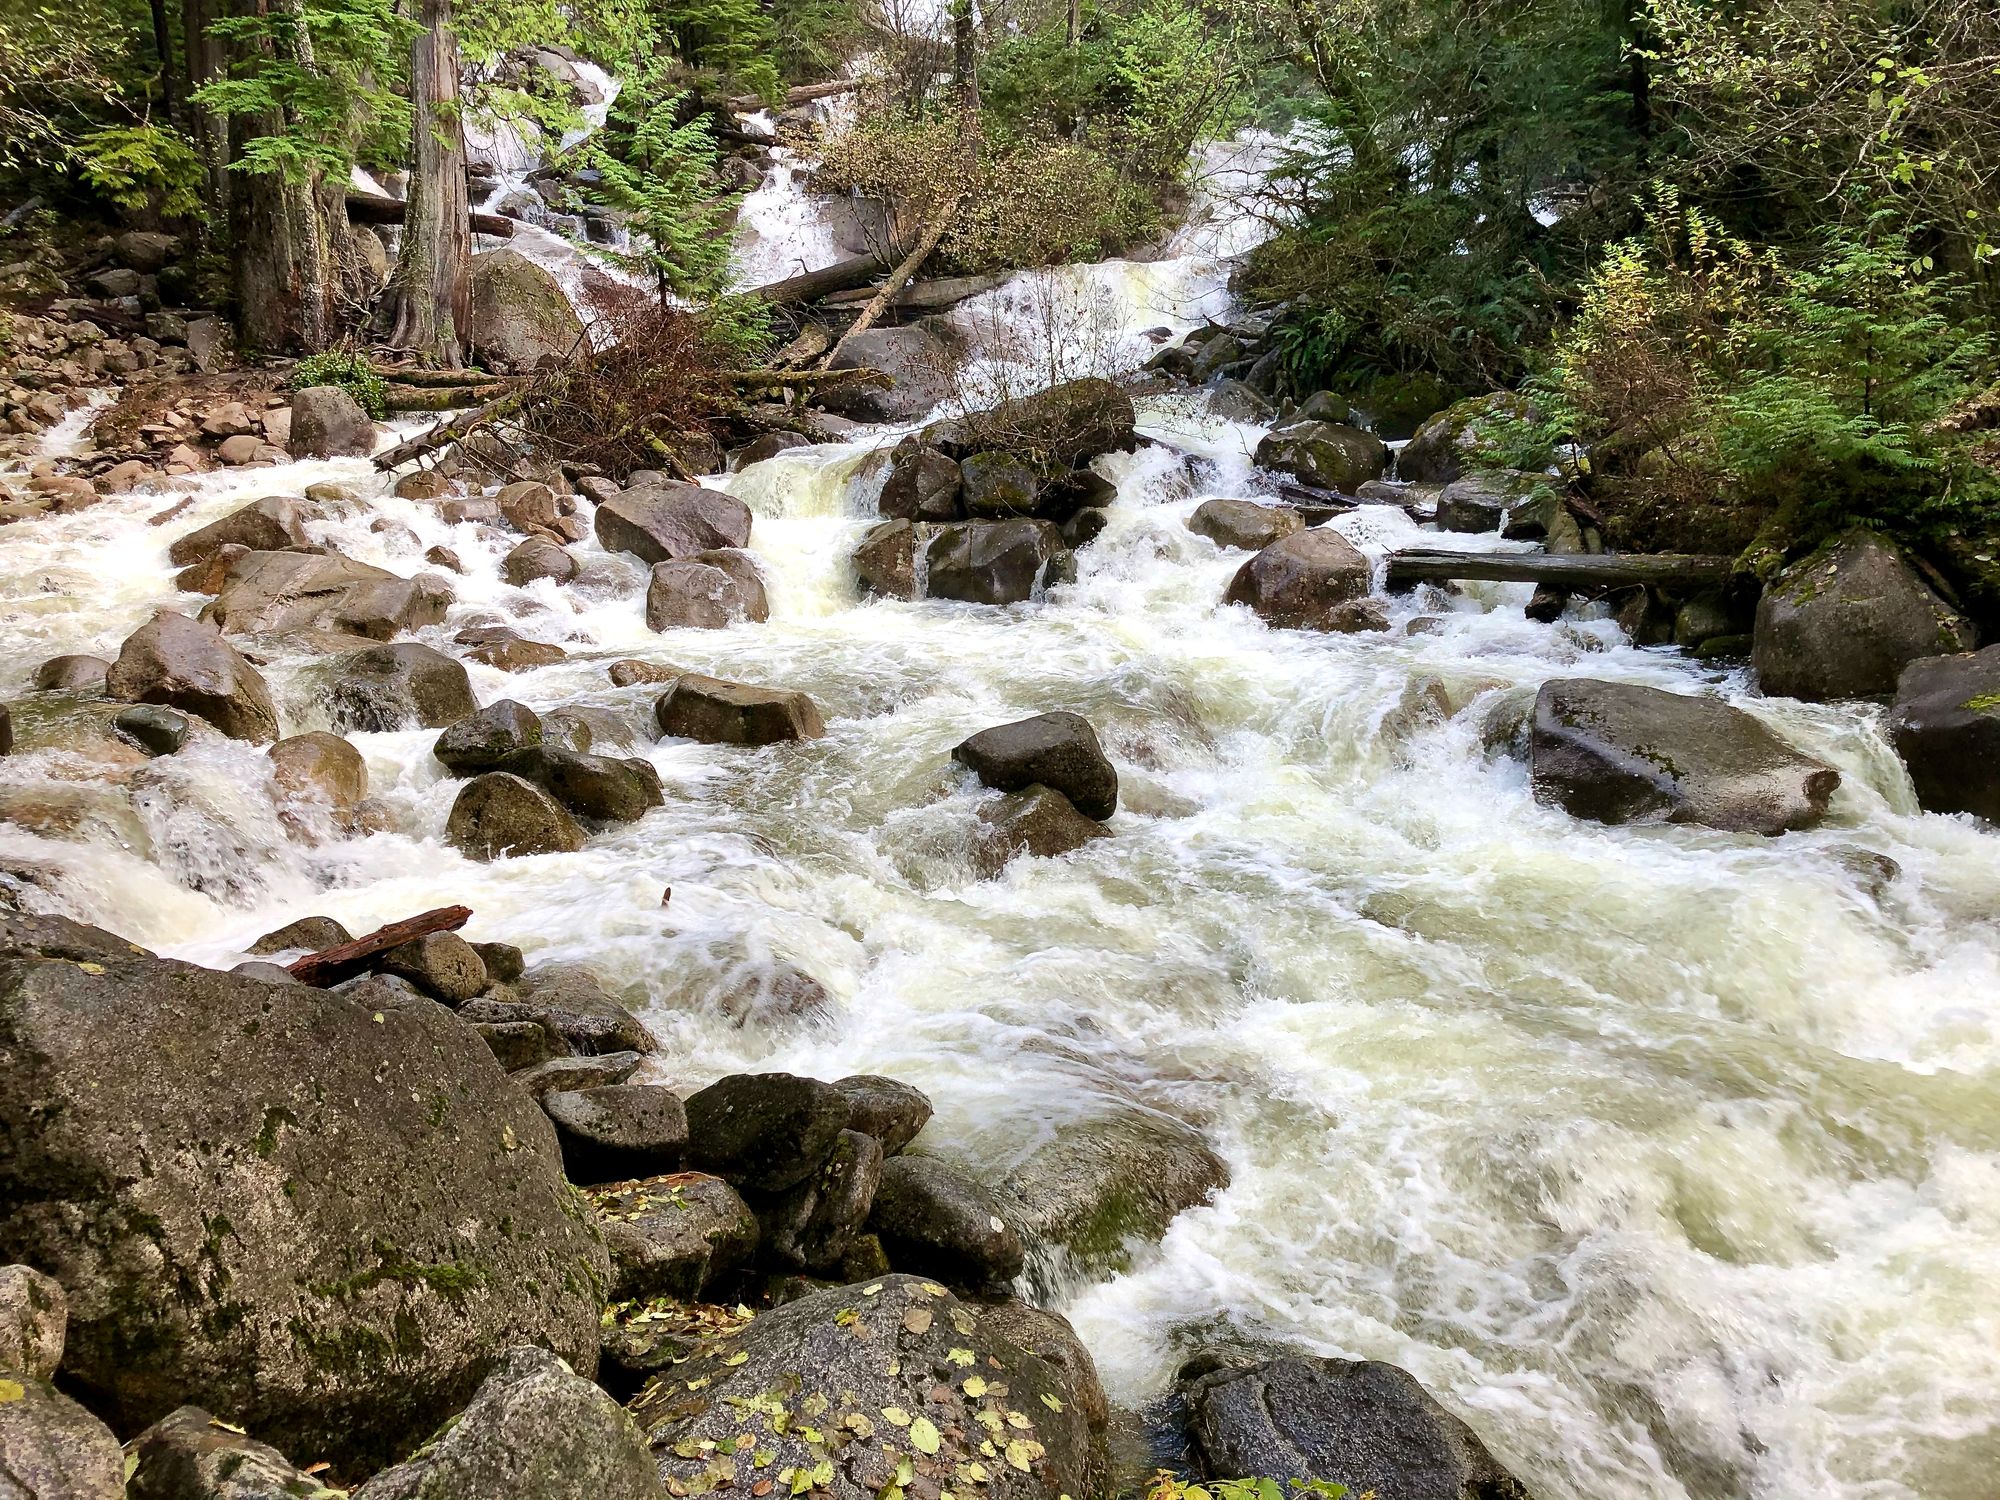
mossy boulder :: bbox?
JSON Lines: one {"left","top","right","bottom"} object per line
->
{"left": 1887, "top": 644, "right": 2000, "bottom": 823}
{"left": 1224, "top": 529, "right": 1371, "bottom": 632}
{"left": 1397, "top": 391, "right": 1542, "bottom": 485}
{"left": 1254, "top": 420, "right": 1388, "bottom": 493}
{"left": 467, "top": 249, "right": 585, "bottom": 373}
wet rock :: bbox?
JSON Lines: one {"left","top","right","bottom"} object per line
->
{"left": 590, "top": 1173, "right": 759, "bottom": 1301}
{"left": 594, "top": 481, "right": 752, "bottom": 565}
{"left": 868, "top": 1154, "right": 1025, "bottom": 1291}
{"left": 646, "top": 554, "right": 768, "bottom": 630}
{"left": 1887, "top": 645, "right": 2000, "bottom": 822}
{"left": 496, "top": 479, "right": 563, "bottom": 531}
{"left": 1187, "top": 498, "right": 1303, "bottom": 551}
{"left": 472, "top": 940, "right": 526, "bottom": 982}
{"left": 1398, "top": 392, "right": 1541, "bottom": 485}
{"left": 351, "top": 1345, "right": 658, "bottom": 1500}
{"left": 248, "top": 914, "right": 352, "bottom": 955}
{"left": 1530, "top": 678, "right": 1839, "bottom": 834}
{"left": 436, "top": 699, "right": 543, "bottom": 773}
{"left": 733, "top": 431, "right": 812, "bottom": 468}
{"left": 1224, "top": 529, "right": 1371, "bottom": 632}
{"left": 206, "top": 551, "right": 451, "bottom": 640}
{"left": 467, "top": 248, "right": 586, "bottom": 372}
{"left": 104, "top": 609, "right": 279, "bottom": 743}
{"left": 396, "top": 469, "right": 454, "bottom": 500}
{"left": 379, "top": 930, "right": 490, "bottom": 1003}
{"left": 978, "top": 1302, "right": 1110, "bottom": 1432}
{"left": 31, "top": 654, "right": 110, "bottom": 692}
{"left": 166, "top": 495, "right": 312, "bottom": 566}
{"left": 0, "top": 1263, "right": 65, "bottom": 1380}
{"left": 1182, "top": 1356, "right": 1535, "bottom": 1500}
{"left": 325, "top": 643, "right": 476, "bottom": 731}
{"left": 474, "top": 1019, "right": 560, "bottom": 1072}
{"left": 656, "top": 673, "right": 825, "bottom": 746}
{"left": 1436, "top": 470, "right": 1550, "bottom": 534}
{"left": 971, "top": 785, "right": 1109, "bottom": 875}
{"left": 636, "top": 1275, "right": 1104, "bottom": 1500}
{"left": 1255, "top": 420, "right": 1388, "bottom": 492}
{"left": 489, "top": 744, "right": 664, "bottom": 824}
{"left": 954, "top": 712, "right": 1117, "bottom": 820}
{"left": 465, "top": 635, "right": 569, "bottom": 672}
{"left": 684, "top": 1072, "right": 851, "bottom": 1192}
{"left": 446, "top": 771, "right": 587, "bottom": 859}
{"left": 607, "top": 659, "right": 685, "bottom": 687}
{"left": 832, "top": 1075, "right": 933, "bottom": 1156}
{"left": 1754, "top": 530, "right": 1974, "bottom": 701}
{"left": 960, "top": 451, "right": 1045, "bottom": 519}
{"left": 926, "top": 378, "right": 1138, "bottom": 469}
{"left": 503, "top": 536, "right": 579, "bottom": 586}
{"left": 174, "top": 543, "right": 249, "bottom": 596}
{"left": 998, "top": 1109, "right": 1227, "bottom": 1266}
{"left": 0, "top": 704, "right": 9, "bottom": 756}
{"left": 510, "top": 1050, "right": 643, "bottom": 1098}
{"left": 925, "top": 519, "right": 1070, "bottom": 606}
{"left": 757, "top": 1128, "right": 885, "bottom": 1274}
{"left": 0, "top": 954, "right": 609, "bottom": 1471}
{"left": 854, "top": 518, "right": 923, "bottom": 600}
{"left": 424, "top": 544, "right": 464, "bottom": 573}
{"left": 114, "top": 703, "right": 191, "bottom": 755}
{"left": 0, "top": 1376, "right": 126, "bottom": 1500}
{"left": 881, "top": 446, "right": 963, "bottom": 521}
{"left": 542, "top": 1084, "right": 688, "bottom": 1185}
{"left": 819, "top": 326, "right": 952, "bottom": 422}
{"left": 267, "top": 730, "right": 367, "bottom": 831}
{"left": 466, "top": 961, "right": 657, "bottom": 1055}
{"left": 1322, "top": 597, "right": 1391, "bottom": 633}
{"left": 287, "top": 385, "right": 377, "bottom": 459}
{"left": 125, "top": 1404, "right": 326, "bottom": 1499}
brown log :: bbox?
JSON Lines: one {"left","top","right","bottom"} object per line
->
{"left": 345, "top": 192, "right": 514, "bottom": 240}
{"left": 286, "top": 904, "right": 472, "bottom": 986}
{"left": 1386, "top": 549, "right": 1737, "bottom": 591}
{"left": 744, "top": 251, "right": 890, "bottom": 308}
{"left": 818, "top": 194, "right": 963, "bottom": 371}
{"left": 382, "top": 380, "right": 512, "bottom": 411}
{"left": 727, "top": 79, "right": 859, "bottom": 113}
{"left": 819, "top": 271, "right": 1007, "bottom": 316}
{"left": 372, "top": 389, "right": 523, "bottom": 469}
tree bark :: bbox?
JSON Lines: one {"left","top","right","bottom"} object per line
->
{"left": 183, "top": 0, "right": 230, "bottom": 217}
{"left": 818, "top": 195, "right": 962, "bottom": 369}
{"left": 388, "top": 0, "right": 471, "bottom": 366}
{"left": 226, "top": 0, "right": 301, "bottom": 352}
{"left": 286, "top": 905, "right": 473, "bottom": 986}
{"left": 952, "top": 0, "right": 980, "bottom": 149}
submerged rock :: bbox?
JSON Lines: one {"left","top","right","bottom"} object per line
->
{"left": 998, "top": 1108, "right": 1227, "bottom": 1268}
{"left": 104, "top": 609, "right": 279, "bottom": 743}
{"left": 954, "top": 712, "right": 1117, "bottom": 820}
{"left": 1224, "top": 529, "right": 1372, "bottom": 632}
{"left": 1529, "top": 678, "right": 1839, "bottom": 834}
{"left": 971, "top": 785, "right": 1108, "bottom": 876}
{"left": 30, "top": 654, "right": 111, "bottom": 692}
{"left": 1887, "top": 645, "right": 2000, "bottom": 823}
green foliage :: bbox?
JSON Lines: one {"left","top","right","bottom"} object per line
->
{"left": 292, "top": 349, "right": 389, "bottom": 418}
{"left": 655, "top": 0, "right": 781, "bottom": 102}
{"left": 579, "top": 73, "right": 739, "bottom": 301}
{"left": 766, "top": 0, "right": 866, "bottom": 82}
{"left": 73, "top": 123, "right": 205, "bottom": 216}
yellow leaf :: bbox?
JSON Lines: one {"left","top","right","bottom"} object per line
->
{"left": 1040, "top": 1394, "right": 1064, "bottom": 1412}
{"left": 962, "top": 1377, "right": 987, "bottom": 1398}
{"left": 882, "top": 1406, "right": 911, "bottom": 1427}
{"left": 909, "top": 1417, "right": 942, "bottom": 1455}
{"left": 947, "top": 1348, "right": 975, "bottom": 1366}
{"left": 1005, "top": 1441, "right": 1033, "bottom": 1473}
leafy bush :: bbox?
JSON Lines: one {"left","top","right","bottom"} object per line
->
{"left": 579, "top": 75, "right": 740, "bottom": 301}
{"left": 291, "top": 351, "right": 389, "bottom": 419}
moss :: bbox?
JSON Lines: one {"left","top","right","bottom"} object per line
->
{"left": 306, "top": 1242, "right": 488, "bottom": 1303}
{"left": 1964, "top": 693, "right": 2000, "bottom": 713}
{"left": 255, "top": 1104, "right": 299, "bottom": 1158}
{"left": 290, "top": 1315, "right": 397, "bottom": 1380}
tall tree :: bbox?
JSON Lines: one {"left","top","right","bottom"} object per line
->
{"left": 388, "top": 0, "right": 470, "bottom": 365}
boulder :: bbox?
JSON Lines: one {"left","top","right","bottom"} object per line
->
{"left": 1398, "top": 391, "right": 1541, "bottom": 484}
{"left": 503, "top": 536, "right": 578, "bottom": 586}
{"left": 31, "top": 654, "right": 110, "bottom": 692}
{"left": 971, "top": 785, "right": 1108, "bottom": 875}
{"left": 167, "top": 495, "right": 312, "bottom": 567}
{"left": 954, "top": 712, "right": 1117, "bottom": 820}
{"left": 205, "top": 551, "right": 451, "bottom": 640}
{"left": 646, "top": 556, "right": 766, "bottom": 630}
{"left": 854, "top": 519, "right": 924, "bottom": 600}
{"left": 1754, "top": 530, "right": 1974, "bottom": 701}
{"left": 1435, "top": 470, "right": 1550, "bottom": 534}
{"left": 267, "top": 730, "right": 367, "bottom": 817}
{"left": 733, "top": 431, "right": 813, "bottom": 468}
{"left": 1183, "top": 1356, "right": 1534, "bottom": 1500}
{"left": 880, "top": 447, "right": 963, "bottom": 521}
{"left": 960, "top": 452, "right": 1045, "bottom": 519}
{"left": 1888, "top": 645, "right": 2000, "bottom": 822}
{"left": 125, "top": 1404, "right": 327, "bottom": 1499}
{"left": 593, "top": 482, "right": 753, "bottom": 565}
{"left": 543, "top": 1084, "right": 688, "bottom": 1185}
{"left": 511, "top": 1051, "right": 643, "bottom": 1099}
{"left": 465, "top": 636, "right": 569, "bottom": 672}
{"left": 976, "top": 1302, "right": 1109, "bottom": 1433}
{"left": 287, "top": 385, "right": 377, "bottom": 459}
{"left": 117, "top": 229, "right": 182, "bottom": 272}
{"left": 378, "top": 930, "right": 489, "bottom": 1002}
{"left": 487, "top": 745, "right": 664, "bottom": 824}
{"left": 656, "top": 673, "right": 825, "bottom": 746}
{"left": 351, "top": 1345, "right": 658, "bottom": 1500}
{"left": 474, "top": 1019, "right": 560, "bottom": 1072}
{"left": 1530, "top": 678, "right": 1839, "bottom": 834}
{"left": 1224, "top": 529, "right": 1372, "bottom": 631}
{"left": 832, "top": 1075, "right": 933, "bottom": 1156}
{"left": 446, "top": 771, "right": 587, "bottom": 859}
{"left": 435, "top": 699, "right": 543, "bottom": 774}
{"left": 1188, "top": 498, "right": 1303, "bottom": 551}
{"left": 683, "top": 1072, "right": 851, "bottom": 1192}
{"left": 104, "top": 610, "right": 279, "bottom": 743}
{"left": 115, "top": 703, "right": 191, "bottom": 755}
{"left": 496, "top": 479, "right": 563, "bottom": 531}
{"left": 998, "top": 1109, "right": 1227, "bottom": 1266}
{"left": 0, "top": 1263, "right": 65, "bottom": 1380}
{"left": 324, "top": 643, "right": 476, "bottom": 731}
{"left": 635, "top": 1275, "right": 1103, "bottom": 1500}
{"left": 926, "top": 378, "right": 1138, "bottom": 469}
{"left": 867, "top": 1154, "right": 1025, "bottom": 1291}
{"left": 248, "top": 914, "right": 352, "bottom": 955}
{"left": 925, "top": 519, "right": 1070, "bottom": 606}
{"left": 1254, "top": 420, "right": 1388, "bottom": 493}
{"left": 463, "top": 962, "right": 657, "bottom": 1056}
{"left": 0, "top": 1377, "right": 126, "bottom": 1500}
{"left": 819, "top": 326, "right": 952, "bottom": 423}
{"left": 756, "top": 1127, "right": 884, "bottom": 1274}
{"left": 0, "top": 946, "right": 609, "bottom": 1471}
{"left": 467, "top": 248, "right": 586, "bottom": 373}
{"left": 589, "top": 1173, "right": 758, "bottom": 1301}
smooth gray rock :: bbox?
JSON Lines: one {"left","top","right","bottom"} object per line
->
{"left": 378, "top": 930, "right": 489, "bottom": 1003}
{"left": 104, "top": 610, "right": 279, "bottom": 743}
{"left": 683, "top": 1072, "right": 851, "bottom": 1193}
{"left": 542, "top": 1084, "right": 688, "bottom": 1185}
{"left": 589, "top": 1172, "right": 758, "bottom": 1301}
{"left": 247, "top": 915, "right": 351, "bottom": 956}
{"left": 287, "top": 386, "right": 376, "bottom": 459}
{"left": 1888, "top": 645, "right": 2000, "bottom": 823}
{"left": 167, "top": 495, "right": 312, "bottom": 567}
{"left": 954, "top": 712, "right": 1117, "bottom": 820}
{"left": 115, "top": 703, "right": 191, "bottom": 755}
{"left": 867, "top": 1153, "right": 1025, "bottom": 1291}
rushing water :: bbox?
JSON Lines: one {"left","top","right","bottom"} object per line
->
{"left": 5, "top": 117, "right": 2000, "bottom": 1500}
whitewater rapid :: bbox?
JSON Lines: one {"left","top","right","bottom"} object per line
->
{"left": 4, "top": 127, "right": 2000, "bottom": 1500}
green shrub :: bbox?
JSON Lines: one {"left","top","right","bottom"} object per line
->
{"left": 291, "top": 351, "right": 389, "bottom": 419}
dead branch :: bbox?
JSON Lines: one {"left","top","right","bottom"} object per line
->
{"left": 286, "top": 905, "right": 472, "bottom": 986}
{"left": 818, "top": 194, "right": 963, "bottom": 370}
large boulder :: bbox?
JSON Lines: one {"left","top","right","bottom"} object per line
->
{"left": 1887, "top": 645, "right": 2000, "bottom": 823}
{"left": 646, "top": 556, "right": 767, "bottom": 630}
{"left": 867, "top": 1154, "right": 1025, "bottom": 1292}
{"left": 125, "top": 1404, "right": 327, "bottom": 1499}
{"left": 0, "top": 1376, "right": 127, "bottom": 1500}
{"left": 854, "top": 520, "right": 924, "bottom": 600}
{"left": 446, "top": 771, "right": 587, "bottom": 859}
{"left": 1530, "top": 678, "right": 1839, "bottom": 834}
{"left": 287, "top": 385, "right": 377, "bottom": 459}
{"left": 167, "top": 495, "right": 312, "bottom": 567}
{"left": 1224, "top": 529, "right": 1372, "bottom": 631}
{"left": 205, "top": 551, "right": 451, "bottom": 640}
{"left": 924, "top": 520, "right": 1070, "bottom": 606}
{"left": 926, "top": 378, "right": 1138, "bottom": 470}
{"left": 1254, "top": 420, "right": 1388, "bottom": 493}
{"left": 953, "top": 712, "right": 1117, "bottom": 820}
{"left": 880, "top": 446, "right": 963, "bottom": 521}
{"left": 104, "top": 610, "right": 279, "bottom": 743}
{"left": 655, "top": 673, "right": 825, "bottom": 745}
{"left": 1187, "top": 498, "right": 1303, "bottom": 552}
{"left": 589, "top": 1173, "right": 759, "bottom": 1301}
{"left": 1754, "top": 530, "right": 1974, "bottom": 701}
{"left": 683, "top": 1072, "right": 851, "bottom": 1192}
{"left": 486, "top": 745, "right": 663, "bottom": 824}
{"left": 435, "top": 699, "right": 543, "bottom": 774}
{"left": 0, "top": 937, "right": 609, "bottom": 1472}
{"left": 467, "top": 249, "right": 585, "bottom": 372}
{"left": 324, "top": 643, "right": 476, "bottom": 731}
{"left": 1397, "top": 391, "right": 1541, "bottom": 485}
{"left": 819, "top": 326, "right": 952, "bottom": 423}
{"left": 353, "top": 1346, "right": 658, "bottom": 1500}
{"left": 634, "top": 1275, "right": 1104, "bottom": 1500}
{"left": 593, "top": 482, "right": 753, "bottom": 565}
{"left": 1182, "top": 1356, "right": 1534, "bottom": 1500}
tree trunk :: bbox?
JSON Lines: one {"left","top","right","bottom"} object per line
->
{"left": 226, "top": 0, "right": 301, "bottom": 351}
{"left": 183, "top": 0, "right": 229, "bottom": 215}
{"left": 388, "top": 0, "right": 471, "bottom": 366}
{"left": 952, "top": 0, "right": 980, "bottom": 150}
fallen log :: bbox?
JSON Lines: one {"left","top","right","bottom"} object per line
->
{"left": 372, "top": 389, "right": 524, "bottom": 470}
{"left": 345, "top": 193, "right": 515, "bottom": 240}
{"left": 286, "top": 905, "right": 472, "bottom": 987}
{"left": 819, "top": 194, "right": 962, "bottom": 370}
{"left": 745, "top": 250, "right": 890, "bottom": 308}
{"left": 820, "top": 271, "right": 1007, "bottom": 317}
{"left": 1385, "top": 549, "right": 1737, "bottom": 592}
{"left": 728, "top": 79, "right": 860, "bottom": 113}
{"left": 382, "top": 380, "right": 513, "bottom": 412}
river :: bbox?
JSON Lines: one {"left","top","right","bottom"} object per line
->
{"left": 3, "top": 105, "right": 1999, "bottom": 1500}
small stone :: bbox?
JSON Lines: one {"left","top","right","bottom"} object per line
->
{"left": 248, "top": 915, "right": 352, "bottom": 955}
{"left": 113, "top": 703, "right": 190, "bottom": 755}
{"left": 378, "top": 930, "right": 489, "bottom": 1003}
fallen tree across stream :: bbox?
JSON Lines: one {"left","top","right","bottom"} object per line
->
{"left": 345, "top": 193, "right": 515, "bottom": 240}
{"left": 1385, "top": 549, "right": 1738, "bottom": 591}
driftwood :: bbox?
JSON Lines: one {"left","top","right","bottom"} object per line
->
{"left": 820, "top": 271, "right": 1006, "bottom": 317}
{"left": 746, "top": 251, "right": 890, "bottom": 308}
{"left": 727, "top": 79, "right": 860, "bottom": 113}
{"left": 382, "top": 380, "right": 513, "bottom": 411}
{"left": 373, "top": 389, "right": 524, "bottom": 469}
{"left": 370, "top": 364, "right": 512, "bottom": 389}
{"left": 818, "top": 195, "right": 963, "bottom": 371}
{"left": 345, "top": 193, "right": 515, "bottom": 240}
{"left": 1386, "top": 549, "right": 1737, "bottom": 591}
{"left": 286, "top": 905, "right": 472, "bottom": 986}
